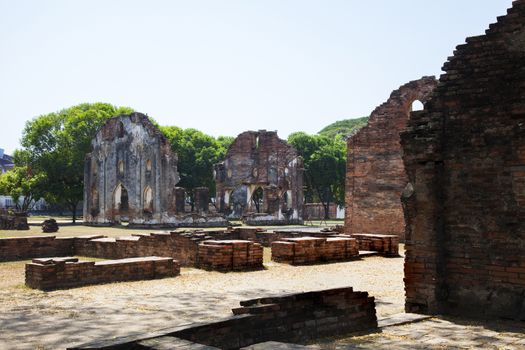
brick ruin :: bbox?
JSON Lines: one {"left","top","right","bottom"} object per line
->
{"left": 26, "top": 256, "right": 180, "bottom": 290}
{"left": 83, "top": 112, "right": 228, "bottom": 228}
{"left": 271, "top": 236, "right": 359, "bottom": 265}
{"left": 69, "top": 287, "right": 377, "bottom": 350}
{"left": 0, "top": 209, "right": 29, "bottom": 230}
{"left": 344, "top": 77, "right": 438, "bottom": 240}
{"left": 401, "top": 1, "right": 525, "bottom": 320}
{"left": 215, "top": 130, "right": 304, "bottom": 225}
{"left": 0, "top": 231, "right": 263, "bottom": 272}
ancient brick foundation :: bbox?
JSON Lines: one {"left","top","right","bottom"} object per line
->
{"left": 68, "top": 287, "right": 377, "bottom": 350}
{"left": 0, "top": 231, "right": 263, "bottom": 272}
{"left": 344, "top": 77, "right": 437, "bottom": 241}
{"left": 26, "top": 256, "right": 180, "bottom": 290}
{"left": 197, "top": 240, "right": 263, "bottom": 271}
{"left": 401, "top": 1, "right": 525, "bottom": 320}
{"left": 0, "top": 236, "right": 76, "bottom": 261}
{"left": 346, "top": 233, "right": 399, "bottom": 257}
{"left": 271, "top": 236, "right": 358, "bottom": 265}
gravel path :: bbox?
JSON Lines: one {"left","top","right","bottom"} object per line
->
{"left": 0, "top": 250, "right": 404, "bottom": 350}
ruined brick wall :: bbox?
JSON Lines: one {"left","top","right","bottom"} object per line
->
{"left": 271, "top": 236, "right": 358, "bottom": 265}
{"left": 26, "top": 256, "right": 180, "bottom": 290}
{"left": 344, "top": 77, "right": 438, "bottom": 240}
{"left": 215, "top": 130, "right": 304, "bottom": 224}
{"left": 401, "top": 1, "right": 525, "bottom": 319}
{"left": 70, "top": 287, "right": 377, "bottom": 350}
{"left": 83, "top": 113, "right": 180, "bottom": 226}
{"left": 0, "top": 236, "right": 75, "bottom": 261}
{"left": 197, "top": 240, "right": 263, "bottom": 271}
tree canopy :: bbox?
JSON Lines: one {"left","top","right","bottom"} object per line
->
{"left": 0, "top": 150, "right": 47, "bottom": 212}
{"left": 288, "top": 132, "right": 346, "bottom": 219}
{"left": 19, "top": 103, "right": 134, "bottom": 222}
{"left": 318, "top": 117, "right": 368, "bottom": 139}
{"left": 160, "top": 126, "right": 233, "bottom": 209}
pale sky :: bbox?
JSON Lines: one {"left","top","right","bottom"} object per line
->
{"left": 0, "top": 0, "right": 515, "bottom": 155}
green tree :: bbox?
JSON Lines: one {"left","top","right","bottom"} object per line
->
{"left": 288, "top": 132, "right": 346, "bottom": 219}
{"left": 0, "top": 151, "right": 47, "bottom": 211}
{"left": 160, "top": 127, "right": 233, "bottom": 210}
{"left": 20, "top": 103, "right": 134, "bottom": 222}
{"left": 318, "top": 116, "right": 368, "bottom": 139}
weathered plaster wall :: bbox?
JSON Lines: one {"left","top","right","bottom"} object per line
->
{"left": 215, "top": 130, "right": 304, "bottom": 224}
{"left": 84, "top": 113, "right": 179, "bottom": 226}
{"left": 401, "top": 1, "right": 525, "bottom": 319}
{"left": 344, "top": 77, "right": 438, "bottom": 240}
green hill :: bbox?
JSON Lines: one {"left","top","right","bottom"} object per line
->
{"left": 318, "top": 117, "right": 368, "bottom": 139}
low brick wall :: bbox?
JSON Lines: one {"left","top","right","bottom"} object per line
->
{"left": 0, "top": 236, "right": 75, "bottom": 261}
{"left": 197, "top": 240, "right": 263, "bottom": 271}
{"left": 348, "top": 233, "right": 399, "bottom": 256}
{"left": 0, "top": 232, "right": 263, "bottom": 271}
{"left": 69, "top": 287, "right": 377, "bottom": 350}
{"left": 271, "top": 236, "right": 358, "bottom": 265}
{"left": 25, "top": 256, "right": 180, "bottom": 290}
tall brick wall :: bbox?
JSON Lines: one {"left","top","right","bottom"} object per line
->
{"left": 401, "top": 1, "right": 525, "bottom": 319}
{"left": 344, "top": 77, "right": 438, "bottom": 240}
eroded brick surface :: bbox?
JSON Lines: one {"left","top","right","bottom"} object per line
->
{"left": 215, "top": 130, "right": 304, "bottom": 225}
{"left": 344, "top": 77, "right": 438, "bottom": 240}
{"left": 271, "top": 236, "right": 358, "bottom": 265}
{"left": 401, "top": 1, "right": 525, "bottom": 319}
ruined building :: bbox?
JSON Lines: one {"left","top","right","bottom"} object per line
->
{"left": 84, "top": 112, "right": 227, "bottom": 227}
{"left": 402, "top": 1, "right": 525, "bottom": 320}
{"left": 344, "top": 77, "right": 438, "bottom": 240}
{"left": 215, "top": 130, "right": 304, "bottom": 225}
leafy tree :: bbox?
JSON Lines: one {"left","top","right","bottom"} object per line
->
{"left": 288, "top": 132, "right": 346, "bottom": 219}
{"left": 160, "top": 127, "right": 233, "bottom": 210}
{"left": 318, "top": 116, "right": 368, "bottom": 139}
{"left": 20, "top": 103, "right": 134, "bottom": 222}
{"left": 0, "top": 151, "right": 47, "bottom": 211}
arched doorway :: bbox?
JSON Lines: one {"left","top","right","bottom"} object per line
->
{"left": 251, "top": 187, "right": 264, "bottom": 213}
{"left": 113, "top": 183, "right": 129, "bottom": 218}
{"left": 143, "top": 186, "right": 153, "bottom": 213}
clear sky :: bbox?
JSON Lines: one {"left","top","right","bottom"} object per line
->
{"left": 0, "top": 0, "right": 515, "bottom": 155}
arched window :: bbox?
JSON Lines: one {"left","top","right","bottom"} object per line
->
{"left": 411, "top": 100, "right": 424, "bottom": 112}
{"left": 146, "top": 159, "right": 152, "bottom": 172}
{"left": 143, "top": 186, "right": 153, "bottom": 213}
{"left": 118, "top": 160, "right": 124, "bottom": 175}
{"left": 113, "top": 183, "right": 129, "bottom": 213}
{"left": 117, "top": 121, "right": 125, "bottom": 138}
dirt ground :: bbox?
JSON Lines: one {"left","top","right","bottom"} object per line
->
{"left": 0, "top": 244, "right": 404, "bottom": 350}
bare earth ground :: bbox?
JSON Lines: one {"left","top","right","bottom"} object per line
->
{"left": 0, "top": 244, "right": 404, "bottom": 350}
{"left": 2, "top": 226, "right": 524, "bottom": 350}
